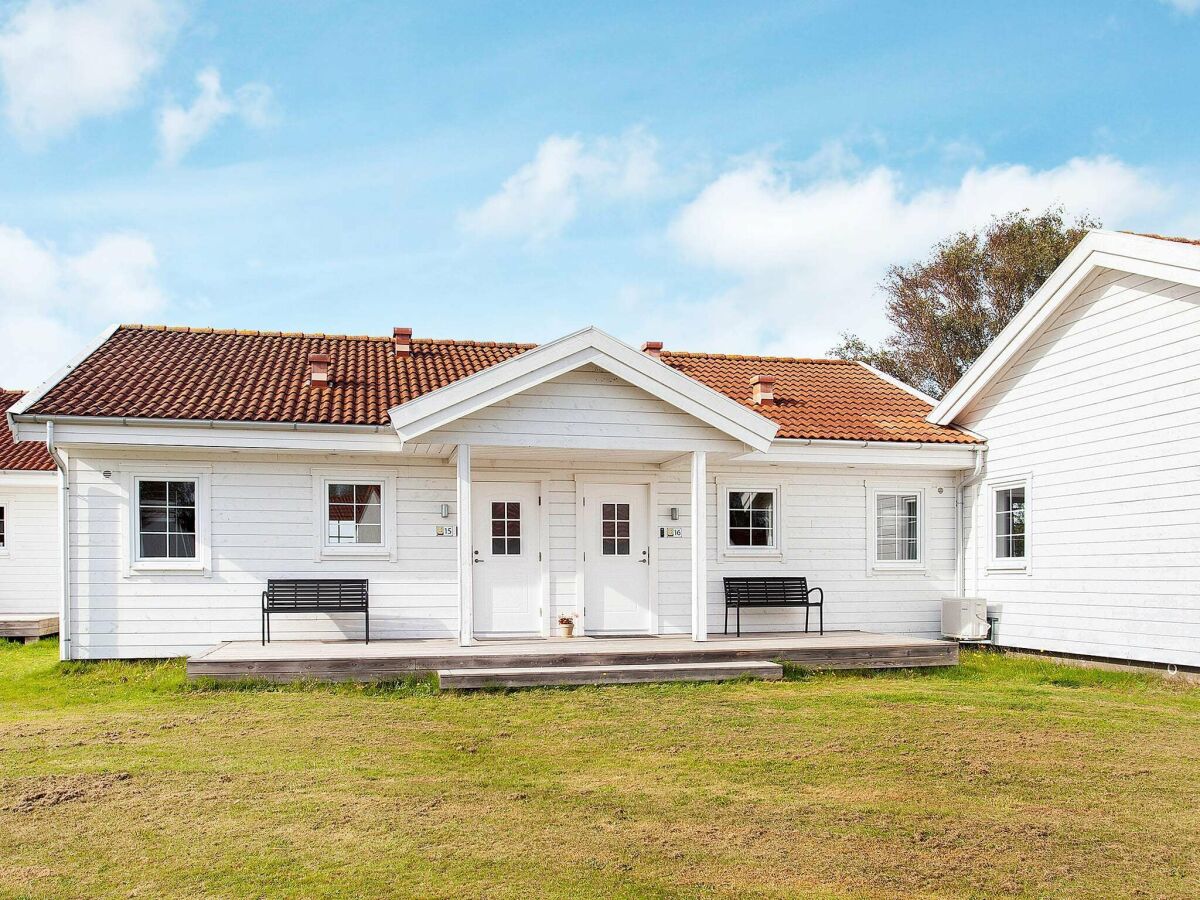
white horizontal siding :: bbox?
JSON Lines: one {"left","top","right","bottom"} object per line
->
{"left": 66, "top": 447, "right": 960, "bottom": 659}
{"left": 960, "top": 268, "right": 1200, "bottom": 668}
{"left": 422, "top": 365, "right": 747, "bottom": 451}
{"left": 68, "top": 452, "right": 459, "bottom": 658}
{"left": 0, "top": 481, "right": 59, "bottom": 614}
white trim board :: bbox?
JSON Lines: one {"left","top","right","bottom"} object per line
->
{"left": 388, "top": 326, "right": 779, "bottom": 452}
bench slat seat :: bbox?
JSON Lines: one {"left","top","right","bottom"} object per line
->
{"left": 262, "top": 579, "right": 369, "bottom": 645}
{"left": 723, "top": 576, "right": 824, "bottom": 636}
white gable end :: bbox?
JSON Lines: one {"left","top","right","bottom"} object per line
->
{"left": 930, "top": 230, "right": 1200, "bottom": 426}
{"left": 421, "top": 363, "right": 749, "bottom": 452}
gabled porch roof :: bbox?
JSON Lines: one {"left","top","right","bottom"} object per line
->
{"left": 386, "top": 327, "right": 780, "bottom": 453}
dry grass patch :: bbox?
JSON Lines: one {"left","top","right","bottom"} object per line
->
{"left": 0, "top": 640, "right": 1197, "bottom": 898}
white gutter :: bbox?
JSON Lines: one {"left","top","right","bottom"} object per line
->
{"left": 955, "top": 446, "right": 987, "bottom": 598}
{"left": 771, "top": 437, "right": 978, "bottom": 451}
{"left": 45, "top": 422, "right": 71, "bottom": 661}
{"left": 11, "top": 413, "right": 394, "bottom": 434}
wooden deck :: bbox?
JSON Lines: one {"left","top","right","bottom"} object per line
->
{"left": 187, "top": 630, "right": 958, "bottom": 685}
{"left": 0, "top": 614, "right": 59, "bottom": 644}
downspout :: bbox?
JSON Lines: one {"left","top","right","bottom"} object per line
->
{"left": 45, "top": 422, "right": 71, "bottom": 661}
{"left": 955, "top": 446, "right": 986, "bottom": 598}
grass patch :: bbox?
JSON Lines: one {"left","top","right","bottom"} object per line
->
{"left": 1, "top": 639, "right": 1197, "bottom": 898}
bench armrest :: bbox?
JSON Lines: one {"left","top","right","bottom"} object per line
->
{"left": 808, "top": 587, "right": 824, "bottom": 604}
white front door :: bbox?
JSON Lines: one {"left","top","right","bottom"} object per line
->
{"left": 583, "top": 483, "right": 651, "bottom": 634}
{"left": 472, "top": 482, "right": 542, "bottom": 637}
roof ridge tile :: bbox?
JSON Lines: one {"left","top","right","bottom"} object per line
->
{"left": 661, "top": 350, "right": 851, "bottom": 364}
{"left": 117, "top": 323, "right": 538, "bottom": 348}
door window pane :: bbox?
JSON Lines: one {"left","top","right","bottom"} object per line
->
{"left": 995, "top": 487, "right": 1027, "bottom": 559}
{"left": 326, "top": 482, "right": 384, "bottom": 545}
{"left": 727, "top": 490, "right": 775, "bottom": 549}
{"left": 602, "top": 502, "right": 631, "bottom": 555}
{"left": 138, "top": 479, "right": 197, "bottom": 559}
{"left": 491, "top": 501, "right": 521, "bottom": 555}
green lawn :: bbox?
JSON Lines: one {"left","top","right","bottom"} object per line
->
{"left": 1, "top": 641, "right": 1197, "bottom": 899}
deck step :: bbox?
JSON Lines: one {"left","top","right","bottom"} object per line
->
{"left": 437, "top": 659, "right": 783, "bottom": 689}
{"left": 0, "top": 615, "right": 59, "bottom": 642}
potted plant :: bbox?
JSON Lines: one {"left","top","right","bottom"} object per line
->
{"left": 557, "top": 615, "right": 576, "bottom": 638}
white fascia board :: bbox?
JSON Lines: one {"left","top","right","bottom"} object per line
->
{"left": 388, "top": 325, "right": 779, "bottom": 451}
{"left": 10, "top": 415, "right": 403, "bottom": 454}
{"left": 0, "top": 471, "right": 58, "bottom": 487}
{"left": 5, "top": 323, "right": 119, "bottom": 443}
{"left": 927, "top": 231, "right": 1200, "bottom": 426}
{"left": 731, "top": 437, "right": 982, "bottom": 470}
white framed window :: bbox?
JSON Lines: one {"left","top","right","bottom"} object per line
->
{"left": 869, "top": 488, "right": 924, "bottom": 571}
{"left": 136, "top": 478, "right": 198, "bottom": 560}
{"left": 312, "top": 471, "right": 394, "bottom": 559}
{"left": 0, "top": 503, "right": 7, "bottom": 553}
{"left": 127, "top": 472, "right": 211, "bottom": 573}
{"left": 989, "top": 476, "right": 1029, "bottom": 571}
{"left": 717, "top": 478, "right": 783, "bottom": 560}
{"left": 326, "top": 482, "right": 384, "bottom": 546}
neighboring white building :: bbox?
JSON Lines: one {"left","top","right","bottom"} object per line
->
{"left": 931, "top": 230, "right": 1200, "bottom": 671}
{"left": 7, "top": 325, "right": 980, "bottom": 660}
{"left": 0, "top": 390, "right": 59, "bottom": 617}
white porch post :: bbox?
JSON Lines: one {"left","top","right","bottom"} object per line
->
{"left": 690, "top": 449, "right": 708, "bottom": 641}
{"left": 456, "top": 444, "right": 473, "bottom": 646}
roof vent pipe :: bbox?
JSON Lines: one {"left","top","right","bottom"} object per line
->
{"left": 394, "top": 327, "right": 413, "bottom": 357}
{"left": 641, "top": 341, "right": 663, "bottom": 359}
{"left": 751, "top": 374, "right": 776, "bottom": 405}
{"left": 308, "top": 352, "right": 331, "bottom": 387}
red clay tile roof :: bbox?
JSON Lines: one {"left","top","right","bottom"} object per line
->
{"left": 27, "top": 326, "right": 534, "bottom": 426}
{"left": 660, "top": 352, "right": 976, "bottom": 443}
{"left": 1, "top": 390, "right": 56, "bottom": 471}
{"left": 22, "top": 325, "right": 978, "bottom": 444}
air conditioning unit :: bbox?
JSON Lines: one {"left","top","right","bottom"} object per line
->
{"left": 941, "top": 597, "right": 990, "bottom": 641}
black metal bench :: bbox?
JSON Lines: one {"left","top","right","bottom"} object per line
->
{"left": 723, "top": 576, "right": 824, "bottom": 636}
{"left": 262, "top": 579, "right": 369, "bottom": 645}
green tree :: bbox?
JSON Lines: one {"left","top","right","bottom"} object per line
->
{"left": 831, "top": 207, "right": 1099, "bottom": 398}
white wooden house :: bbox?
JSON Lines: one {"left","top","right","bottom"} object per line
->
{"left": 0, "top": 390, "right": 59, "bottom": 619}
{"left": 6, "top": 326, "right": 980, "bottom": 660}
{"left": 930, "top": 230, "right": 1200, "bottom": 670}
{"left": 9, "top": 229, "right": 1197, "bottom": 671}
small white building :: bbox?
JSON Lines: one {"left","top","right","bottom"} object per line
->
{"left": 7, "top": 325, "right": 980, "bottom": 660}
{"left": 930, "top": 230, "right": 1200, "bottom": 670}
{"left": 0, "top": 390, "right": 59, "bottom": 618}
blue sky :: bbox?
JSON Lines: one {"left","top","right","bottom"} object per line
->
{"left": 2, "top": 0, "right": 1199, "bottom": 387}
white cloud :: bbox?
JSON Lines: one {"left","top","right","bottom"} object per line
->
{"left": 461, "top": 128, "right": 661, "bottom": 242}
{"left": 660, "top": 154, "right": 1172, "bottom": 356}
{"left": 1161, "top": 0, "right": 1200, "bottom": 13}
{"left": 0, "top": 0, "right": 179, "bottom": 140}
{"left": 0, "top": 225, "right": 165, "bottom": 388}
{"left": 158, "top": 67, "right": 275, "bottom": 165}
